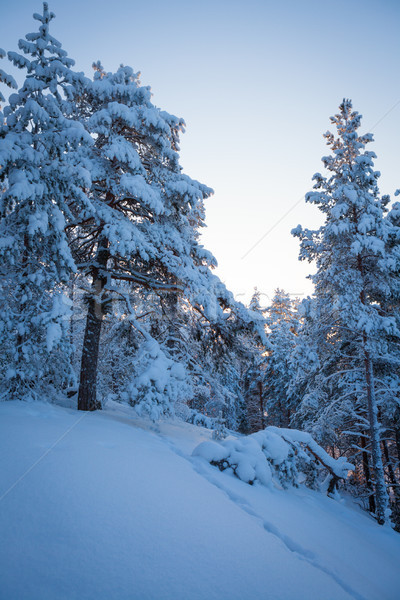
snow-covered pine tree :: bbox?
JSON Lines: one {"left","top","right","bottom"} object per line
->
{"left": 242, "top": 288, "right": 267, "bottom": 433}
{"left": 70, "top": 61, "right": 215, "bottom": 411}
{"left": 292, "top": 99, "right": 400, "bottom": 525}
{"left": 0, "top": 4, "right": 93, "bottom": 401}
{"left": 375, "top": 200, "right": 400, "bottom": 527}
{"left": 290, "top": 295, "right": 384, "bottom": 514}
{"left": 185, "top": 285, "right": 267, "bottom": 431}
{"left": 194, "top": 313, "right": 247, "bottom": 430}
{"left": 0, "top": 50, "right": 18, "bottom": 389}
{"left": 249, "top": 287, "right": 263, "bottom": 313}
{"left": 263, "top": 289, "right": 299, "bottom": 428}
{"left": 72, "top": 61, "right": 263, "bottom": 414}
{"left": 288, "top": 299, "right": 329, "bottom": 438}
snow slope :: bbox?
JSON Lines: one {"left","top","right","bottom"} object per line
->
{"left": 0, "top": 400, "right": 399, "bottom": 600}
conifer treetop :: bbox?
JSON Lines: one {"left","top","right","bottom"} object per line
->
{"left": 13, "top": 2, "right": 74, "bottom": 71}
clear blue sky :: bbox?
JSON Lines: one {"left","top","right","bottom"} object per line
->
{"left": 2, "top": 0, "right": 400, "bottom": 304}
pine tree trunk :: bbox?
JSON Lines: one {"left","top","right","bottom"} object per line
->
{"left": 382, "top": 436, "right": 400, "bottom": 529}
{"left": 394, "top": 409, "right": 400, "bottom": 473}
{"left": 258, "top": 381, "right": 265, "bottom": 429}
{"left": 360, "top": 432, "right": 376, "bottom": 514}
{"left": 382, "top": 439, "right": 397, "bottom": 488}
{"left": 77, "top": 237, "right": 109, "bottom": 411}
{"left": 357, "top": 254, "right": 388, "bottom": 524}
{"left": 363, "top": 340, "right": 388, "bottom": 524}
{"left": 165, "top": 290, "right": 178, "bottom": 355}
{"left": 12, "top": 233, "right": 30, "bottom": 398}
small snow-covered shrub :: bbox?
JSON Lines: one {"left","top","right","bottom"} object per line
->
{"left": 183, "top": 409, "right": 214, "bottom": 429}
{"left": 181, "top": 408, "right": 229, "bottom": 437}
{"left": 194, "top": 436, "right": 273, "bottom": 487}
{"left": 212, "top": 412, "right": 228, "bottom": 440}
{"left": 124, "top": 340, "right": 190, "bottom": 421}
{"left": 193, "top": 426, "right": 353, "bottom": 493}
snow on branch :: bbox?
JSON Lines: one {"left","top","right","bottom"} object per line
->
{"left": 268, "top": 427, "right": 354, "bottom": 479}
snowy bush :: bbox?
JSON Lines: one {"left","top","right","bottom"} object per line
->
{"left": 123, "top": 339, "right": 190, "bottom": 421}
{"left": 193, "top": 427, "right": 353, "bottom": 493}
{"left": 179, "top": 407, "right": 230, "bottom": 436}
{"left": 180, "top": 409, "right": 213, "bottom": 429}
{"left": 212, "top": 411, "right": 228, "bottom": 440}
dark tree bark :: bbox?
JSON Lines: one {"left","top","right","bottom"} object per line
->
{"left": 258, "top": 381, "right": 266, "bottom": 430}
{"left": 78, "top": 236, "right": 109, "bottom": 411}
{"left": 357, "top": 254, "right": 388, "bottom": 524}
{"left": 360, "top": 433, "right": 376, "bottom": 514}
{"left": 363, "top": 342, "right": 388, "bottom": 524}
{"left": 381, "top": 437, "right": 400, "bottom": 529}
{"left": 382, "top": 439, "right": 397, "bottom": 488}
{"left": 394, "top": 409, "right": 400, "bottom": 474}
{"left": 164, "top": 290, "right": 179, "bottom": 355}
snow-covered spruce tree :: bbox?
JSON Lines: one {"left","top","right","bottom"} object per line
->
{"left": 242, "top": 288, "right": 267, "bottom": 433}
{"left": 194, "top": 311, "right": 252, "bottom": 430}
{"left": 72, "top": 62, "right": 262, "bottom": 414}
{"left": 288, "top": 299, "right": 332, "bottom": 442}
{"left": 124, "top": 335, "right": 190, "bottom": 421}
{"left": 290, "top": 296, "right": 384, "bottom": 514}
{"left": 263, "top": 289, "right": 300, "bottom": 428}
{"left": 188, "top": 284, "right": 268, "bottom": 431}
{"left": 0, "top": 4, "right": 93, "bottom": 401}
{"left": 292, "top": 99, "right": 400, "bottom": 525}
{"left": 375, "top": 200, "right": 400, "bottom": 528}
{"left": 287, "top": 295, "right": 374, "bottom": 504}
{"left": 0, "top": 50, "right": 18, "bottom": 387}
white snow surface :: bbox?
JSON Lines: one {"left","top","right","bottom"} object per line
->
{"left": 0, "top": 400, "right": 399, "bottom": 600}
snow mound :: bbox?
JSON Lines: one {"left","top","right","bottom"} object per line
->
{"left": 193, "top": 426, "right": 354, "bottom": 491}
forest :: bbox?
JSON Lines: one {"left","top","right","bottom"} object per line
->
{"left": 1, "top": 2, "right": 399, "bottom": 535}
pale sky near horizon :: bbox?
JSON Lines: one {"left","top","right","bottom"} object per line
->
{"left": 2, "top": 0, "right": 400, "bottom": 306}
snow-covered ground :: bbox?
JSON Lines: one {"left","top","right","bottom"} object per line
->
{"left": 1, "top": 400, "right": 399, "bottom": 600}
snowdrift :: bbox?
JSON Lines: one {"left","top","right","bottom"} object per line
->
{"left": 0, "top": 400, "right": 399, "bottom": 600}
{"left": 193, "top": 426, "right": 353, "bottom": 491}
